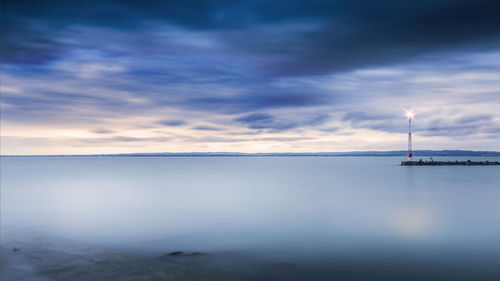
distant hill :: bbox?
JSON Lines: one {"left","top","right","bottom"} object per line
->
{"left": 4, "top": 150, "right": 500, "bottom": 157}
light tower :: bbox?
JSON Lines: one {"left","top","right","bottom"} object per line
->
{"left": 404, "top": 109, "right": 415, "bottom": 161}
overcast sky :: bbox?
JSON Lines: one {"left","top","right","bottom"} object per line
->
{"left": 2, "top": 0, "right": 500, "bottom": 154}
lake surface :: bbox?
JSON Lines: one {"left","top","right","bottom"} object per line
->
{"left": 2, "top": 156, "right": 500, "bottom": 280}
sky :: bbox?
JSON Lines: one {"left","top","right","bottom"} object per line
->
{"left": 1, "top": 0, "right": 500, "bottom": 155}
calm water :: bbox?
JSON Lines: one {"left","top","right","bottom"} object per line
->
{"left": 2, "top": 156, "right": 500, "bottom": 280}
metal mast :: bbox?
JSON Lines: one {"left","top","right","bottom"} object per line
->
{"left": 408, "top": 117, "right": 413, "bottom": 161}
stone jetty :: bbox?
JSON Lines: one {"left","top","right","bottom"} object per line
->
{"left": 401, "top": 159, "right": 500, "bottom": 166}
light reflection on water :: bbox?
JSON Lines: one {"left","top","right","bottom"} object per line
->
{"left": 2, "top": 156, "right": 500, "bottom": 280}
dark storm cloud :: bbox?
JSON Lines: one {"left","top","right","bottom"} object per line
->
{"left": 0, "top": 20, "right": 66, "bottom": 64}
{"left": 3, "top": 0, "right": 500, "bottom": 75}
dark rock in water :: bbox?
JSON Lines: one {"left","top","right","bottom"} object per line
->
{"left": 166, "top": 251, "right": 202, "bottom": 257}
{"left": 168, "top": 251, "right": 183, "bottom": 256}
{"left": 2, "top": 231, "right": 239, "bottom": 281}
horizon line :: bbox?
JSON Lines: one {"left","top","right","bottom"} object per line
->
{"left": 2, "top": 150, "right": 500, "bottom": 157}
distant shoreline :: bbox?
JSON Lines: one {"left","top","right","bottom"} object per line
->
{"left": 2, "top": 150, "right": 500, "bottom": 157}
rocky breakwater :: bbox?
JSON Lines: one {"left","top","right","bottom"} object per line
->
{"left": 401, "top": 159, "right": 500, "bottom": 166}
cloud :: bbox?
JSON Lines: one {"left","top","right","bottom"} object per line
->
{"left": 183, "top": 86, "right": 328, "bottom": 113}
{"left": 3, "top": 0, "right": 500, "bottom": 76}
{"left": 234, "top": 113, "right": 298, "bottom": 131}
{"left": 2, "top": 0, "right": 500, "bottom": 153}
{"left": 342, "top": 111, "right": 401, "bottom": 132}
{"left": 341, "top": 111, "right": 499, "bottom": 138}
{"left": 93, "top": 128, "right": 114, "bottom": 134}
{"left": 192, "top": 125, "right": 223, "bottom": 131}
{"left": 80, "top": 136, "right": 171, "bottom": 143}
{"left": 305, "top": 114, "right": 331, "bottom": 126}
{"left": 343, "top": 111, "right": 387, "bottom": 122}
{"left": 455, "top": 114, "right": 493, "bottom": 124}
{"left": 235, "top": 113, "right": 274, "bottom": 123}
{"left": 0, "top": 17, "right": 68, "bottom": 64}
{"left": 157, "top": 119, "right": 187, "bottom": 126}
{"left": 419, "top": 114, "right": 496, "bottom": 137}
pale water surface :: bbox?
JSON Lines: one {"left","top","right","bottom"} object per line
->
{"left": 2, "top": 156, "right": 500, "bottom": 280}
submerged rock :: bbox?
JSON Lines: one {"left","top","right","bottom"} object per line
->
{"left": 166, "top": 251, "right": 202, "bottom": 257}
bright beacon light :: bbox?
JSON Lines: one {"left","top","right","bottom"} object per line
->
{"left": 404, "top": 108, "right": 415, "bottom": 120}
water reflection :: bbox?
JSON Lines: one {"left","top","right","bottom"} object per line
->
{"left": 390, "top": 205, "right": 433, "bottom": 238}
{"left": 391, "top": 165, "right": 433, "bottom": 239}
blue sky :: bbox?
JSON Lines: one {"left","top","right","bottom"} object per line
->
{"left": 1, "top": 0, "right": 500, "bottom": 154}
